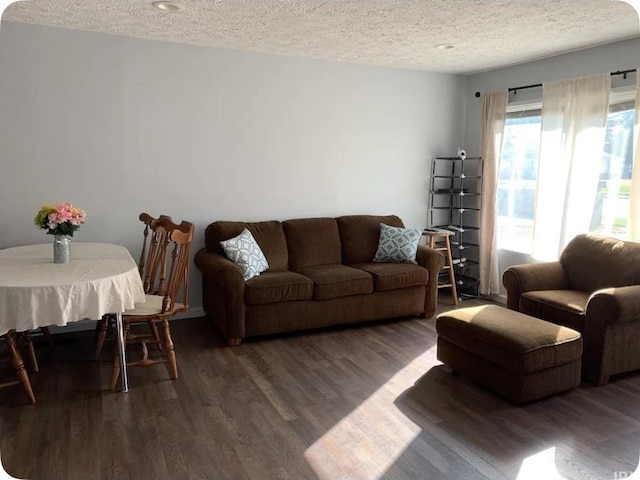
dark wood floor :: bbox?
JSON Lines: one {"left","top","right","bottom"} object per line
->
{"left": 1, "top": 297, "right": 640, "bottom": 480}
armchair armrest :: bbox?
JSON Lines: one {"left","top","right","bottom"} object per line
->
{"left": 583, "top": 285, "right": 640, "bottom": 385}
{"left": 416, "top": 244, "right": 445, "bottom": 318}
{"left": 502, "top": 262, "right": 569, "bottom": 310}
{"left": 587, "top": 285, "right": 640, "bottom": 326}
{"left": 194, "top": 249, "right": 246, "bottom": 343}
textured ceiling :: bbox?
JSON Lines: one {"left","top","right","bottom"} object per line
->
{"left": 2, "top": 0, "right": 640, "bottom": 74}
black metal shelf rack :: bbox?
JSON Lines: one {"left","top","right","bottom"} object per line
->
{"left": 428, "top": 155, "right": 483, "bottom": 299}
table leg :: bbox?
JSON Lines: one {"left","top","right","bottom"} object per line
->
{"left": 114, "top": 312, "right": 128, "bottom": 393}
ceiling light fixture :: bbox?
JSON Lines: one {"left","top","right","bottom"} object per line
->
{"left": 434, "top": 43, "right": 455, "bottom": 50}
{"left": 152, "top": 1, "right": 181, "bottom": 11}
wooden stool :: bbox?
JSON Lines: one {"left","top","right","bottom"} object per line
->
{"left": 1, "top": 330, "right": 36, "bottom": 404}
{"left": 423, "top": 229, "right": 458, "bottom": 305}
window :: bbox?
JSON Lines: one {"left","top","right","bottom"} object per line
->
{"left": 594, "top": 103, "right": 635, "bottom": 236}
{"left": 497, "top": 108, "right": 541, "bottom": 253}
{"left": 496, "top": 91, "right": 635, "bottom": 254}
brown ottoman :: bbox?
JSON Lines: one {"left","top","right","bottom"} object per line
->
{"left": 436, "top": 305, "right": 582, "bottom": 404}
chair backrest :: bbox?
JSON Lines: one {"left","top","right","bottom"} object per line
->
{"left": 560, "top": 233, "right": 640, "bottom": 292}
{"left": 162, "top": 219, "right": 194, "bottom": 314}
{"left": 137, "top": 213, "right": 194, "bottom": 314}
{"left": 138, "top": 213, "right": 173, "bottom": 294}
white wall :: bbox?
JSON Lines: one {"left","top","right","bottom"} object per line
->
{"left": 0, "top": 22, "right": 466, "bottom": 315}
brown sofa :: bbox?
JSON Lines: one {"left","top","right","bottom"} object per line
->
{"left": 503, "top": 233, "right": 640, "bottom": 386}
{"left": 194, "top": 215, "right": 445, "bottom": 345}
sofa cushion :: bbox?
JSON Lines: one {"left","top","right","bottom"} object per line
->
{"left": 245, "top": 271, "right": 313, "bottom": 306}
{"left": 560, "top": 234, "right": 640, "bottom": 292}
{"left": 336, "top": 215, "right": 405, "bottom": 264}
{"left": 283, "top": 218, "right": 342, "bottom": 270}
{"left": 219, "top": 228, "right": 269, "bottom": 280}
{"left": 373, "top": 223, "right": 421, "bottom": 264}
{"left": 520, "top": 289, "right": 589, "bottom": 333}
{"left": 297, "top": 264, "right": 373, "bottom": 300}
{"left": 205, "top": 220, "right": 289, "bottom": 271}
{"left": 351, "top": 262, "right": 428, "bottom": 291}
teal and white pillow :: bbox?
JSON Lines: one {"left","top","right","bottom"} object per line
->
{"left": 220, "top": 228, "right": 269, "bottom": 280}
{"left": 373, "top": 223, "right": 421, "bottom": 264}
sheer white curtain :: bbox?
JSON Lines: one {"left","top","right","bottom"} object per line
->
{"left": 531, "top": 74, "right": 611, "bottom": 261}
{"left": 630, "top": 68, "right": 640, "bottom": 241}
{"left": 479, "top": 90, "right": 508, "bottom": 295}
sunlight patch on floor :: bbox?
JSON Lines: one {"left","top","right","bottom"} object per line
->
{"left": 516, "top": 447, "right": 565, "bottom": 480}
{"left": 303, "top": 336, "right": 640, "bottom": 480}
{"left": 304, "top": 348, "right": 434, "bottom": 480}
{"left": 516, "top": 447, "right": 640, "bottom": 480}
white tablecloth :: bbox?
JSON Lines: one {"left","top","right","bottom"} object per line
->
{"left": 0, "top": 242, "right": 146, "bottom": 336}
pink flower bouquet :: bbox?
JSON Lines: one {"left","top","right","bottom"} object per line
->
{"left": 34, "top": 202, "right": 87, "bottom": 237}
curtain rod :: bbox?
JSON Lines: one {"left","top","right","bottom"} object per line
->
{"left": 473, "top": 68, "right": 637, "bottom": 98}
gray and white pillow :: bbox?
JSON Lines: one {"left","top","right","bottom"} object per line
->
{"left": 373, "top": 223, "right": 421, "bottom": 264}
{"left": 220, "top": 228, "right": 269, "bottom": 280}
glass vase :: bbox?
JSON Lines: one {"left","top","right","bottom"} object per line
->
{"left": 53, "top": 235, "right": 71, "bottom": 264}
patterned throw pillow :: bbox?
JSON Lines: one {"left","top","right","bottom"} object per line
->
{"left": 220, "top": 228, "right": 269, "bottom": 280}
{"left": 373, "top": 223, "right": 421, "bottom": 264}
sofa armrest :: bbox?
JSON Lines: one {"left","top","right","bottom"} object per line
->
{"left": 502, "top": 262, "right": 569, "bottom": 310}
{"left": 416, "top": 244, "right": 445, "bottom": 318}
{"left": 195, "top": 249, "right": 245, "bottom": 289}
{"left": 194, "top": 249, "right": 246, "bottom": 343}
{"left": 583, "top": 285, "right": 640, "bottom": 385}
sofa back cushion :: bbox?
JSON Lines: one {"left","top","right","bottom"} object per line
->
{"left": 283, "top": 217, "right": 342, "bottom": 270}
{"left": 336, "top": 215, "right": 405, "bottom": 264}
{"left": 205, "top": 220, "right": 289, "bottom": 271}
{"left": 560, "top": 233, "right": 640, "bottom": 292}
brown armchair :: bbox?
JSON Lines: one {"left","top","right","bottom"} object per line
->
{"left": 503, "top": 233, "right": 640, "bottom": 386}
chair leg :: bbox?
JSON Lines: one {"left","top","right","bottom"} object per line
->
{"left": 95, "top": 316, "right": 109, "bottom": 360}
{"left": 110, "top": 339, "right": 120, "bottom": 391}
{"left": 162, "top": 319, "right": 178, "bottom": 379}
{"left": 22, "top": 331, "right": 39, "bottom": 373}
{"left": 40, "top": 326, "right": 54, "bottom": 349}
{"left": 148, "top": 319, "right": 162, "bottom": 351}
{"left": 5, "top": 331, "right": 35, "bottom": 404}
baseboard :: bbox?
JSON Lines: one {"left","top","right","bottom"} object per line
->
{"left": 47, "top": 306, "right": 206, "bottom": 334}
{"left": 491, "top": 293, "right": 507, "bottom": 305}
{"left": 177, "top": 307, "right": 205, "bottom": 320}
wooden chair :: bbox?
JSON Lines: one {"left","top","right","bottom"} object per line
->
{"left": 110, "top": 216, "right": 194, "bottom": 389}
{"left": 95, "top": 213, "right": 173, "bottom": 359}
